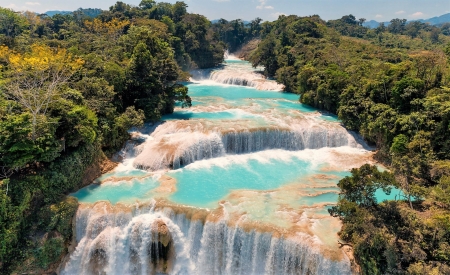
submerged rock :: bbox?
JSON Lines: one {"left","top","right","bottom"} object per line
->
{"left": 153, "top": 219, "right": 171, "bottom": 248}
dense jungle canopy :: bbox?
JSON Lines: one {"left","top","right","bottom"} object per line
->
{"left": 0, "top": 2, "right": 450, "bottom": 274}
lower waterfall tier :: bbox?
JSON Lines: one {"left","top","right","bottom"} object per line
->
{"left": 61, "top": 202, "right": 352, "bottom": 275}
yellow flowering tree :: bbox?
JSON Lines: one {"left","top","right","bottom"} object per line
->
{"left": 84, "top": 18, "right": 130, "bottom": 40}
{"left": 0, "top": 44, "right": 84, "bottom": 140}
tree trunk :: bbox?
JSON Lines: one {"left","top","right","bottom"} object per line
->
{"left": 32, "top": 113, "right": 37, "bottom": 141}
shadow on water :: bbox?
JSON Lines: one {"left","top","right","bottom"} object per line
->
{"left": 72, "top": 184, "right": 102, "bottom": 201}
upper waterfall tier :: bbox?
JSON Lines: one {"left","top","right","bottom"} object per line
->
{"left": 131, "top": 117, "right": 366, "bottom": 171}
{"left": 190, "top": 59, "right": 285, "bottom": 91}
{"left": 62, "top": 201, "right": 352, "bottom": 275}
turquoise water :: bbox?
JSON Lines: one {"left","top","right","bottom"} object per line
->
{"left": 168, "top": 157, "right": 316, "bottom": 208}
{"left": 72, "top": 59, "right": 402, "bottom": 210}
{"left": 163, "top": 109, "right": 259, "bottom": 121}
{"left": 375, "top": 188, "right": 404, "bottom": 202}
{"left": 302, "top": 192, "right": 339, "bottom": 206}
{"left": 73, "top": 176, "right": 158, "bottom": 204}
{"left": 72, "top": 153, "right": 344, "bottom": 207}
{"left": 71, "top": 159, "right": 402, "bottom": 207}
{"left": 319, "top": 113, "right": 340, "bottom": 122}
{"left": 186, "top": 83, "right": 299, "bottom": 101}
{"left": 165, "top": 84, "right": 321, "bottom": 121}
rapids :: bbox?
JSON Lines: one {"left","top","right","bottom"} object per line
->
{"left": 63, "top": 57, "right": 382, "bottom": 274}
{"left": 190, "top": 59, "right": 284, "bottom": 91}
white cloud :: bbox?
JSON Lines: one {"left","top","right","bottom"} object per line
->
{"left": 395, "top": 10, "right": 405, "bottom": 15}
{"left": 6, "top": 3, "right": 27, "bottom": 11}
{"left": 411, "top": 12, "right": 424, "bottom": 17}
{"left": 375, "top": 14, "right": 383, "bottom": 19}
{"left": 6, "top": 2, "right": 47, "bottom": 12}
{"left": 271, "top": 12, "right": 286, "bottom": 18}
{"left": 257, "top": 0, "right": 274, "bottom": 10}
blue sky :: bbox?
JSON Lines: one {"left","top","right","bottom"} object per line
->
{"left": 1, "top": 0, "right": 449, "bottom": 21}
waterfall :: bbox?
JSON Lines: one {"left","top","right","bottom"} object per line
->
{"left": 65, "top": 57, "right": 365, "bottom": 275}
{"left": 209, "top": 70, "right": 285, "bottom": 91}
{"left": 62, "top": 202, "right": 351, "bottom": 275}
{"left": 189, "top": 59, "right": 284, "bottom": 91}
{"left": 131, "top": 120, "right": 366, "bottom": 171}
{"left": 224, "top": 50, "right": 240, "bottom": 60}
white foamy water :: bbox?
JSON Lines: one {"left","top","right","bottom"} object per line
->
{"left": 131, "top": 117, "right": 366, "bottom": 171}
{"left": 63, "top": 55, "right": 368, "bottom": 274}
{"left": 190, "top": 58, "right": 285, "bottom": 91}
{"left": 62, "top": 202, "right": 351, "bottom": 275}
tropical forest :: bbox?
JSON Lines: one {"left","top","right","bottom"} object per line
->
{"left": 0, "top": 1, "right": 449, "bottom": 275}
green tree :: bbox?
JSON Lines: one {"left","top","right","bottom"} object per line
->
{"left": 0, "top": 7, "right": 28, "bottom": 42}
{"left": 249, "top": 34, "right": 278, "bottom": 76}
{"left": 388, "top": 18, "right": 407, "bottom": 34}
{"left": 139, "top": 0, "right": 156, "bottom": 10}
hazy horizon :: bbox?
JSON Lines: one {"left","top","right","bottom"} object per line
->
{"left": 0, "top": 0, "right": 449, "bottom": 22}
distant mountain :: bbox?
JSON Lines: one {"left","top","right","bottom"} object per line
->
{"left": 363, "top": 13, "right": 450, "bottom": 28}
{"left": 363, "top": 20, "right": 386, "bottom": 29}
{"left": 417, "top": 13, "right": 450, "bottom": 26}
{"left": 76, "top": 8, "right": 103, "bottom": 18}
{"left": 211, "top": 19, "right": 251, "bottom": 25}
{"left": 45, "top": 10, "right": 72, "bottom": 17}
{"left": 44, "top": 8, "right": 102, "bottom": 18}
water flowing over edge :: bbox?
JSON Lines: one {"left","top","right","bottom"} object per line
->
{"left": 61, "top": 201, "right": 352, "bottom": 275}
{"left": 62, "top": 55, "right": 367, "bottom": 274}
{"left": 131, "top": 120, "right": 369, "bottom": 172}
{"left": 189, "top": 58, "right": 285, "bottom": 91}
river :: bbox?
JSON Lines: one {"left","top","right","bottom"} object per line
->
{"left": 61, "top": 57, "right": 397, "bottom": 275}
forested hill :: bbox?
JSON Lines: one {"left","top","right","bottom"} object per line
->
{"left": 245, "top": 14, "right": 450, "bottom": 274}
{"left": 364, "top": 13, "right": 450, "bottom": 29}
{"left": 0, "top": 1, "right": 225, "bottom": 273}
{"left": 44, "top": 8, "right": 103, "bottom": 18}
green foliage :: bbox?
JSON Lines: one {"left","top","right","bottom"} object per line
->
{"left": 0, "top": 7, "right": 29, "bottom": 45}
{"left": 327, "top": 14, "right": 367, "bottom": 38}
{"left": 391, "top": 77, "right": 425, "bottom": 113}
{"left": 103, "top": 106, "right": 145, "bottom": 153}
{"left": 390, "top": 134, "right": 408, "bottom": 154}
{"left": 66, "top": 106, "right": 98, "bottom": 146}
{"left": 139, "top": 0, "right": 155, "bottom": 10}
{"left": 332, "top": 164, "right": 397, "bottom": 209}
{"left": 211, "top": 18, "right": 261, "bottom": 53}
{"left": 34, "top": 237, "right": 65, "bottom": 269}
{"left": 0, "top": 2, "right": 222, "bottom": 271}
{"left": 0, "top": 189, "right": 31, "bottom": 265}
{"left": 250, "top": 34, "right": 278, "bottom": 76}
{"left": 331, "top": 165, "right": 450, "bottom": 274}
{"left": 177, "top": 13, "right": 225, "bottom": 69}
{"left": 0, "top": 113, "right": 61, "bottom": 169}
{"left": 39, "top": 197, "right": 78, "bottom": 239}
{"left": 73, "top": 77, "right": 116, "bottom": 116}
{"left": 1, "top": 1, "right": 448, "bottom": 273}
{"left": 123, "top": 37, "right": 180, "bottom": 120}
{"left": 0, "top": 142, "right": 100, "bottom": 273}
{"left": 115, "top": 106, "right": 145, "bottom": 131}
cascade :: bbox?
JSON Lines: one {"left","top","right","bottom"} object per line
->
{"left": 131, "top": 119, "right": 365, "bottom": 171}
{"left": 209, "top": 70, "right": 284, "bottom": 91}
{"left": 189, "top": 57, "right": 285, "bottom": 91}
{"left": 62, "top": 202, "right": 351, "bottom": 275}
{"left": 63, "top": 56, "right": 368, "bottom": 274}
